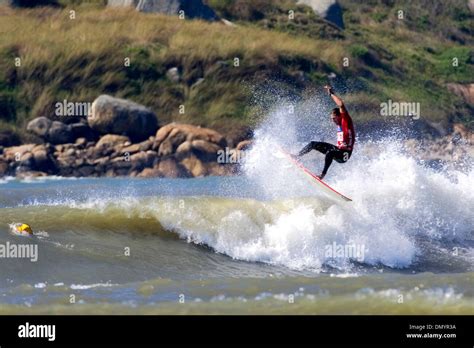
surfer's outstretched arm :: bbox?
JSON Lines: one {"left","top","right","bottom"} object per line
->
{"left": 324, "top": 85, "right": 347, "bottom": 112}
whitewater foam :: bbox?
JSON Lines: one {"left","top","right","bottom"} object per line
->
{"left": 157, "top": 103, "right": 473, "bottom": 271}
{"left": 17, "top": 141, "right": 470, "bottom": 272}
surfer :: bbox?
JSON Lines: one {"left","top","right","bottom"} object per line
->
{"left": 10, "top": 223, "right": 33, "bottom": 237}
{"left": 293, "top": 85, "right": 355, "bottom": 180}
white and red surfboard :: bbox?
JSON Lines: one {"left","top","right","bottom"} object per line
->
{"left": 278, "top": 147, "right": 352, "bottom": 203}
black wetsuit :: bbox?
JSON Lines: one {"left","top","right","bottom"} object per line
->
{"left": 297, "top": 141, "right": 351, "bottom": 177}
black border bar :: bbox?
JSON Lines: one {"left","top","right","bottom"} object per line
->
{"left": 0, "top": 315, "right": 472, "bottom": 346}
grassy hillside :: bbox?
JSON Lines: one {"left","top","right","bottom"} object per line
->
{"left": 0, "top": 0, "right": 472, "bottom": 142}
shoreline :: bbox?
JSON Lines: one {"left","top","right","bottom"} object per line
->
{"left": 0, "top": 122, "right": 249, "bottom": 179}
{"left": 1, "top": 123, "right": 472, "bottom": 180}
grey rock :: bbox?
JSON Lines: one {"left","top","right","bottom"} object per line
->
{"left": 166, "top": 67, "right": 180, "bottom": 82}
{"left": 88, "top": 95, "right": 159, "bottom": 141}
{"left": 27, "top": 117, "right": 77, "bottom": 144}
{"left": 70, "top": 121, "right": 98, "bottom": 141}
{"left": 107, "top": 0, "right": 218, "bottom": 20}
{"left": 27, "top": 116, "right": 52, "bottom": 138}
{"left": 297, "top": 0, "right": 344, "bottom": 29}
{"left": 48, "top": 121, "right": 74, "bottom": 144}
{"left": 106, "top": 0, "right": 136, "bottom": 8}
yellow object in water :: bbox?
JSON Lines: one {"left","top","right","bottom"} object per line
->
{"left": 14, "top": 223, "right": 33, "bottom": 236}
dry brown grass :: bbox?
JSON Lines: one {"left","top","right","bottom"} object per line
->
{"left": 0, "top": 6, "right": 343, "bottom": 66}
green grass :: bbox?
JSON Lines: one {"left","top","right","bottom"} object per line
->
{"left": 349, "top": 44, "right": 369, "bottom": 59}
{"left": 0, "top": 0, "right": 473, "bottom": 142}
{"left": 433, "top": 47, "right": 473, "bottom": 82}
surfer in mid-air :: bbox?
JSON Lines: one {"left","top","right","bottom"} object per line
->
{"left": 293, "top": 85, "right": 355, "bottom": 180}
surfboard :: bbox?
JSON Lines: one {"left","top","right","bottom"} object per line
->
{"left": 277, "top": 147, "right": 352, "bottom": 203}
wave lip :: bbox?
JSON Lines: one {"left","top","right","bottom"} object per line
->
{"left": 2, "top": 182, "right": 471, "bottom": 273}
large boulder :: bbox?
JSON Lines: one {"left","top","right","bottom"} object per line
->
{"left": 70, "top": 121, "right": 99, "bottom": 141}
{"left": 27, "top": 116, "right": 51, "bottom": 138}
{"left": 48, "top": 121, "right": 74, "bottom": 144}
{"left": 107, "top": 0, "right": 218, "bottom": 20}
{"left": 27, "top": 117, "right": 84, "bottom": 144}
{"left": 88, "top": 95, "right": 159, "bottom": 141}
{"left": 154, "top": 123, "right": 226, "bottom": 155}
{"left": 154, "top": 123, "right": 227, "bottom": 167}
{"left": 297, "top": 0, "right": 344, "bottom": 29}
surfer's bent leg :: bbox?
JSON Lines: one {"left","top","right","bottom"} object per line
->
{"left": 322, "top": 150, "right": 337, "bottom": 176}
{"left": 323, "top": 149, "right": 352, "bottom": 176}
{"left": 297, "top": 142, "right": 334, "bottom": 157}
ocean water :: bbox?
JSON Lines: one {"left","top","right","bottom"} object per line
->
{"left": 0, "top": 104, "right": 473, "bottom": 314}
{"left": 0, "top": 153, "right": 473, "bottom": 314}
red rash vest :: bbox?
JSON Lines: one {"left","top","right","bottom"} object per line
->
{"left": 336, "top": 108, "right": 355, "bottom": 151}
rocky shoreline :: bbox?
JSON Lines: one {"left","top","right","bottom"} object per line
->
{"left": 0, "top": 95, "right": 249, "bottom": 179}
{"left": 0, "top": 94, "right": 472, "bottom": 180}
{"left": 1, "top": 127, "right": 472, "bottom": 180}
{"left": 0, "top": 121, "right": 257, "bottom": 179}
{"left": 404, "top": 123, "right": 473, "bottom": 166}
